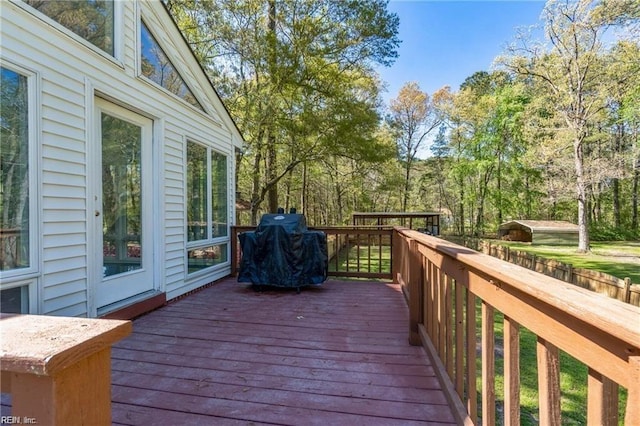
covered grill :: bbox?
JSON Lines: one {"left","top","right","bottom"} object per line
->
{"left": 238, "top": 213, "right": 328, "bottom": 290}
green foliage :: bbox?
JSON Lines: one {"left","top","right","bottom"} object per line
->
{"left": 167, "top": 0, "right": 638, "bottom": 234}
{"left": 167, "top": 0, "right": 400, "bottom": 223}
{"left": 589, "top": 224, "right": 640, "bottom": 241}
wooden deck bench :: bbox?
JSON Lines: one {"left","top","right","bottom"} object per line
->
{"left": 0, "top": 313, "right": 131, "bottom": 425}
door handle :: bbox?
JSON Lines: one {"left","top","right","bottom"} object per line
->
{"left": 95, "top": 210, "right": 100, "bottom": 217}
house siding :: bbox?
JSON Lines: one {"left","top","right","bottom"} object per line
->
{"left": 1, "top": 0, "right": 241, "bottom": 317}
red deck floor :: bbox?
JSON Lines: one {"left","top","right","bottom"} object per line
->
{"left": 111, "top": 277, "right": 455, "bottom": 425}
{"left": 1, "top": 277, "right": 456, "bottom": 425}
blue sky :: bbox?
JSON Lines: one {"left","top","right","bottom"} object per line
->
{"left": 376, "top": 0, "right": 547, "bottom": 104}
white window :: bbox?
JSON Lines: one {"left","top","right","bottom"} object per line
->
{"left": 186, "top": 141, "right": 228, "bottom": 274}
{"left": 22, "top": 0, "right": 115, "bottom": 56}
{"left": 0, "top": 65, "right": 37, "bottom": 279}
{"left": 1, "top": 63, "right": 38, "bottom": 313}
{"left": 0, "top": 282, "right": 34, "bottom": 314}
{"left": 140, "top": 20, "right": 203, "bottom": 111}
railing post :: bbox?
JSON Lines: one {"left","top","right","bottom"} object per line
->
{"left": 1, "top": 314, "right": 131, "bottom": 426}
{"left": 625, "top": 356, "right": 640, "bottom": 425}
{"left": 230, "top": 226, "right": 238, "bottom": 276}
{"left": 408, "top": 238, "right": 423, "bottom": 346}
{"left": 587, "top": 368, "right": 618, "bottom": 425}
{"left": 537, "top": 337, "right": 561, "bottom": 425}
{"left": 391, "top": 228, "right": 400, "bottom": 284}
{"left": 503, "top": 316, "right": 521, "bottom": 426}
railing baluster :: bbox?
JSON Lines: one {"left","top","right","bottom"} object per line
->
{"left": 424, "top": 259, "right": 431, "bottom": 340}
{"left": 537, "top": 337, "right": 561, "bottom": 425}
{"left": 430, "top": 260, "right": 438, "bottom": 343}
{"left": 625, "top": 356, "right": 640, "bottom": 424}
{"left": 503, "top": 316, "right": 521, "bottom": 426}
{"left": 438, "top": 270, "right": 446, "bottom": 362}
{"left": 466, "top": 292, "right": 478, "bottom": 424}
{"left": 481, "top": 302, "right": 495, "bottom": 426}
{"left": 408, "top": 238, "right": 423, "bottom": 346}
{"left": 445, "top": 275, "right": 454, "bottom": 379}
{"left": 356, "top": 231, "right": 361, "bottom": 272}
{"left": 367, "top": 233, "right": 372, "bottom": 274}
{"left": 345, "top": 233, "right": 351, "bottom": 273}
{"left": 455, "top": 279, "right": 464, "bottom": 400}
{"left": 587, "top": 368, "right": 618, "bottom": 425}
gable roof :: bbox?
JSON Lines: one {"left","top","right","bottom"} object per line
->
{"left": 499, "top": 220, "right": 579, "bottom": 232}
{"left": 152, "top": 1, "right": 245, "bottom": 147}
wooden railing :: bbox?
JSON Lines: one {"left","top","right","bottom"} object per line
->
{"left": 231, "top": 226, "right": 393, "bottom": 279}
{"left": 393, "top": 227, "right": 640, "bottom": 425}
{"left": 0, "top": 314, "right": 131, "bottom": 425}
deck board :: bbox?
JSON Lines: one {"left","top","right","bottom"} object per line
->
{"left": 111, "top": 278, "right": 455, "bottom": 425}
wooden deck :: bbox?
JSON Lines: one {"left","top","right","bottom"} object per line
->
{"left": 110, "top": 277, "right": 456, "bottom": 425}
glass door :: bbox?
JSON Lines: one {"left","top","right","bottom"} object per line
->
{"left": 94, "top": 99, "right": 154, "bottom": 311}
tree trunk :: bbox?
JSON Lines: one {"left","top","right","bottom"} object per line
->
{"left": 612, "top": 123, "right": 623, "bottom": 227}
{"left": 301, "top": 162, "right": 307, "bottom": 216}
{"left": 250, "top": 132, "right": 264, "bottom": 226}
{"left": 574, "top": 138, "right": 590, "bottom": 252}
{"left": 266, "top": 0, "right": 278, "bottom": 214}
{"left": 458, "top": 184, "right": 465, "bottom": 236}
{"left": 633, "top": 151, "right": 639, "bottom": 231}
{"left": 612, "top": 179, "right": 620, "bottom": 228}
{"left": 403, "top": 159, "right": 411, "bottom": 212}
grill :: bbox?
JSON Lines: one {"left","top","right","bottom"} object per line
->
{"left": 238, "top": 212, "right": 328, "bottom": 291}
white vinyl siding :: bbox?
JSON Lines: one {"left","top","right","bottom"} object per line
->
{"left": 1, "top": 1, "right": 241, "bottom": 316}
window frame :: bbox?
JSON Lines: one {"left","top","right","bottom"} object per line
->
{"left": 0, "top": 61, "right": 40, "bottom": 282}
{"left": 17, "top": 0, "right": 123, "bottom": 65}
{"left": 185, "top": 139, "right": 230, "bottom": 277}
{"left": 137, "top": 18, "right": 205, "bottom": 113}
{"left": 0, "top": 279, "right": 37, "bottom": 314}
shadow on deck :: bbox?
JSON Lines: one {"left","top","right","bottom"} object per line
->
{"left": 111, "top": 277, "right": 456, "bottom": 425}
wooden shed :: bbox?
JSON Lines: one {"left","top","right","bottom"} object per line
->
{"left": 498, "top": 220, "right": 579, "bottom": 245}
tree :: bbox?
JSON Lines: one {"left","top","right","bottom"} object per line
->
{"left": 501, "top": 0, "right": 636, "bottom": 251}
{"left": 167, "top": 0, "right": 400, "bottom": 224}
{"left": 388, "top": 82, "right": 442, "bottom": 211}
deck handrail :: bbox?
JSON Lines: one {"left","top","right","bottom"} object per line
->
{"left": 392, "top": 227, "right": 640, "bottom": 425}
{"left": 231, "top": 225, "right": 394, "bottom": 279}
{"left": 0, "top": 314, "right": 132, "bottom": 425}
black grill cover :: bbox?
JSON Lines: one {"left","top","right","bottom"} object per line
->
{"left": 238, "top": 214, "right": 328, "bottom": 288}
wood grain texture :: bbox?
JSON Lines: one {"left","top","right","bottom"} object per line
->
{"left": 0, "top": 314, "right": 131, "bottom": 375}
{"left": 109, "top": 277, "right": 456, "bottom": 425}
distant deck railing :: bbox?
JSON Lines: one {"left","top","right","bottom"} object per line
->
{"left": 231, "top": 225, "right": 393, "bottom": 280}
{"left": 393, "top": 227, "right": 640, "bottom": 425}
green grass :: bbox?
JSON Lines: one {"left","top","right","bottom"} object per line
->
{"left": 483, "top": 309, "right": 627, "bottom": 425}
{"left": 476, "top": 241, "right": 635, "bottom": 423}
{"left": 329, "top": 243, "right": 391, "bottom": 275}
{"left": 495, "top": 241, "right": 640, "bottom": 283}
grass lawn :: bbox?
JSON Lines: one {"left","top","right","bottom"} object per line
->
{"left": 481, "top": 240, "right": 635, "bottom": 423}
{"left": 329, "top": 243, "right": 391, "bottom": 275}
{"left": 486, "top": 310, "right": 627, "bottom": 425}
{"left": 495, "top": 241, "right": 640, "bottom": 283}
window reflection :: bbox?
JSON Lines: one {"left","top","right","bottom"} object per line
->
{"left": 211, "top": 152, "right": 227, "bottom": 238}
{"left": 101, "top": 113, "right": 142, "bottom": 277}
{"left": 0, "top": 67, "right": 30, "bottom": 272}
{"left": 188, "top": 244, "right": 227, "bottom": 273}
{"left": 187, "top": 142, "right": 208, "bottom": 241}
{"left": 140, "top": 21, "right": 203, "bottom": 110}
{"left": 24, "top": 0, "right": 114, "bottom": 55}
